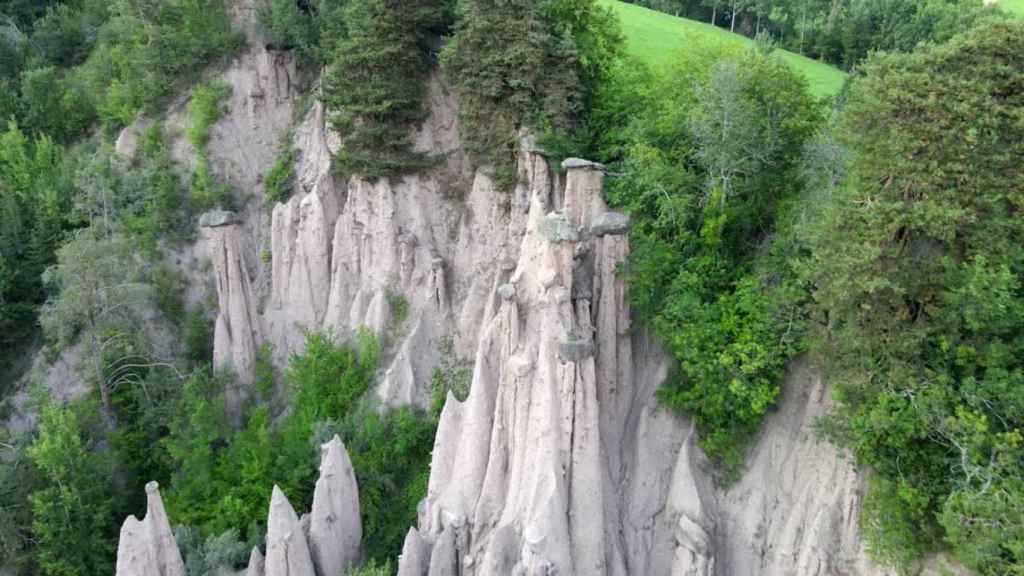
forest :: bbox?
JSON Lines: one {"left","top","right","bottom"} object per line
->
{"left": 0, "top": 0, "right": 1022, "bottom": 574}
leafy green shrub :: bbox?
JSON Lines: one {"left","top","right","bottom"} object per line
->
{"left": 19, "top": 66, "right": 95, "bottom": 141}
{"left": 176, "top": 526, "right": 257, "bottom": 576}
{"left": 74, "top": 0, "right": 243, "bottom": 131}
{"left": 255, "top": 342, "right": 276, "bottom": 402}
{"left": 430, "top": 337, "right": 471, "bottom": 417}
{"left": 387, "top": 291, "right": 409, "bottom": 328}
{"left": 187, "top": 81, "right": 232, "bottom": 151}
{"left": 334, "top": 407, "right": 435, "bottom": 566}
{"left": 604, "top": 47, "right": 820, "bottom": 473}
{"left": 190, "top": 156, "right": 232, "bottom": 212}
{"left": 28, "top": 398, "right": 116, "bottom": 576}
{"left": 0, "top": 430, "right": 43, "bottom": 573}
{"left": 263, "top": 147, "right": 297, "bottom": 206}
{"left": 183, "top": 309, "right": 213, "bottom": 368}
{"left": 259, "top": 0, "right": 319, "bottom": 62}
{"left": 345, "top": 559, "right": 394, "bottom": 576}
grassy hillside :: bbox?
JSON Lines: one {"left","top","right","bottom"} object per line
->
{"left": 600, "top": 0, "right": 847, "bottom": 98}
{"left": 999, "top": 0, "right": 1024, "bottom": 16}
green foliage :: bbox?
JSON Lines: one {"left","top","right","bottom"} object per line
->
{"left": 74, "top": 0, "right": 243, "bottom": 131}
{"left": 190, "top": 157, "right": 233, "bottom": 213}
{"left": 798, "top": 21, "right": 1024, "bottom": 573}
{"left": 184, "top": 309, "right": 214, "bottom": 368}
{"left": 18, "top": 66, "right": 94, "bottom": 142}
{"left": 0, "top": 431, "right": 42, "bottom": 573}
{"left": 263, "top": 147, "right": 297, "bottom": 206}
{"left": 321, "top": 0, "right": 450, "bottom": 179}
{"left": 604, "top": 47, "right": 820, "bottom": 472}
{"left": 275, "top": 330, "right": 379, "bottom": 504}
{"left": 0, "top": 122, "right": 77, "bottom": 366}
{"left": 430, "top": 336, "right": 471, "bottom": 417}
{"left": 163, "top": 331, "right": 381, "bottom": 539}
{"left": 159, "top": 330, "right": 434, "bottom": 566}
{"left": 334, "top": 408, "right": 435, "bottom": 565}
{"left": 30, "top": 1, "right": 108, "bottom": 68}
{"left": 28, "top": 398, "right": 115, "bottom": 576}
{"left": 345, "top": 559, "right": 394, "bottom": 576}
{"left": 176, "top": 526, "right": 256, "bottom": 576}
{"left": 255, "top": 342, "right": 276, "bottom": 401}
{"left": 186, "top": 81, "right": 234, "bottom": 211}
{"left": 387, "top": 291, "right": 409, "bottom": 329}
{"left": 442, "top": 0, "right": 620, "bottom": 185}
{"left": 187, "top": 81, "right": 232, "bottom": 151}
{"left": 860, "top": 475, "right": 940, "bottom": 572}
{"left": 259, "top": 0, "right": 319, "bottom": 62}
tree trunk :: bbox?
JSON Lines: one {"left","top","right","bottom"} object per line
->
{"left": 731, "top": 1, "right": 737, "bottom": 32}
{"left": 712, "top": 6, "right": 717, "bottom": 26}
{"left": 800, "top": 4, "right": 807, "bottom": 54}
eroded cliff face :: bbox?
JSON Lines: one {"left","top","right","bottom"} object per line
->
{"left": 163, "top": 15, "right": 899, "bottom": 571}
{"left": 192, "top": 71, "right": 896, "bottom": 573}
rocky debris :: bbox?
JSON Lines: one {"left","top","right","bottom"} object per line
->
{"left": 397, "top": 528, "right": 430, "bottom": 576}
{"left": 265, "top": 486, "right": 316, "bottom": 576}
{"left": 246, "top": 547, "right": 266, "bottom": 576}
{"left": 561, "top": 158, "right": 606, "bottom": 171}
{"left": 539, "top": 212, "right": 579, "bottom": 243}
{"left": 115, "top": 482, "right": 186, "bottom": 576}
{"left": 309, "top": 436, "right": 362, "bottom": 576}
{"left": 199, "top": 209, "right": 240, "bottom": 228}
{"left": 590, "top": 212, "right": 630, "bottom": 237}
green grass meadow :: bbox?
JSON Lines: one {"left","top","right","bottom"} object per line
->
{"left": 999, "top": 0, "right": 1024, "bottom": 16}
{"left": 601, "top": 0, "right": 847, "bottom": 98}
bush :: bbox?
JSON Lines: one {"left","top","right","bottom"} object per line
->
{"left": 604, "top": 48, "right": 820, "bottom": 473}
{"left": 334, "top": 407, "right": 435, "bottom": 566}
{"left": 187, "top": 81, "right": 232, "bottom": 151}
{"left": 259, "top": 0, "right": 319, "bottom": 62}
{"left": 345, "top": 559, "right": 394, "bottom": 576}
{"left": 74, "top": 0, "right": 243, "bottom": 131}
{"left": 18, "top": 66, "right": 95, "bottom": 142}
{"left": 28, "top": 398, "right": 116, "bottom": 576}
{"left": 263, "top": 147, "right": 296, "bottom": 206}
{"left": 430, "top": 337, "right": 471, "bottom": 417}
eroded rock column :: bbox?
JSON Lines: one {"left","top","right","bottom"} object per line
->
{"left": 114, "top": 482, "right": 186, "bottom": 576}
{"left": 202, "top": 210, "right": 264, "bottom": 417}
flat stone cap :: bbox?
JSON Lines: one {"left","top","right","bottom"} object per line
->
{"left": 199, "top": 209, "right": 239, "bottom": 228}
{"left": 590, "top": 211, "right": 631, "bottom": 236}
{"left": 561, "top": 158, "right": 606, "bottom": 171}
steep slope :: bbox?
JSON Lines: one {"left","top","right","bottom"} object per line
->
{"left": 187, "top": 44, "right": 892, "bottom": 572}
{"left": 104, "top": 4, "right": 953, "bottom": 574}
